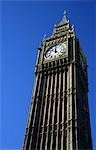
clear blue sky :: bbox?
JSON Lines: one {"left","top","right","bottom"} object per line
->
{"left": 1, "top": 1, "right": 96, "bottom": 150}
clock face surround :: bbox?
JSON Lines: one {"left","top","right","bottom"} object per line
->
{"left": 45, "top": 43, "right": 67, "bottom": 60}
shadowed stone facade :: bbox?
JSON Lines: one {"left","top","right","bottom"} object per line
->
{"left": 23, "top": 11, "right": 92, "bottom": 150}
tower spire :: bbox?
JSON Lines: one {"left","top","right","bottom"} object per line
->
{"left": 57, "top": 10, "right": 69, "bottom": 26}
{"left": 63, "top": 10, "right": 67, "bottom": 23}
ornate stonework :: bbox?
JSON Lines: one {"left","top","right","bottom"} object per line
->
{"left": 23, "top": 11, "right": 92, "bottom": 150}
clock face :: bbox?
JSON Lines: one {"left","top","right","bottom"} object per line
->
{"left": 45, "top": 43, "right": 67, "bottom": 60}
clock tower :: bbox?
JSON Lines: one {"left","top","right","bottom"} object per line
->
{"left": 23, "top": 11, "right": 92, "bottom": 150}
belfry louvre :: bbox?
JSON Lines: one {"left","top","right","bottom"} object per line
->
{"left": 23, "top": 11, "right": 92, "bottom": 150}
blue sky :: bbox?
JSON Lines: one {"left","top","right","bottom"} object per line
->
{"left": 1, "top": 1, "right": 96, "bottom": 150}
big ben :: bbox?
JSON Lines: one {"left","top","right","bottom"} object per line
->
{"left": 23, "top": 11, "right": 92, "bottom": 150}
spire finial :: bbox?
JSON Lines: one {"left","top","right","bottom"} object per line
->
{"left": 42, "top": 34, "right": 46, "bottom": 41}
{"left": 38, "top": 34, "right": 46, "bottom": 48}
{"left": 55, "top": 10, "right": 69, "bottom": 27}
{"left": 54, "top": 24, "right": 56, "bottom": 27}
{"left": 64, "top": 10, "right": 67, "bottom": 16}
{"left": 63, "top": 10, "right": 67, "bottom": 23}
{"left": 72, "top": 25, "right": 74, "bottom": 31}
